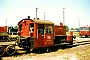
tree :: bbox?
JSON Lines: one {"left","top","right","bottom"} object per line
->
{"left": 75, "top": 28, "right": 79, "bottom": 30}
{"left": 70, "top": 27, "right": 74, "bottom": 30}
{"left": 65, "top": 25, "right": 69, "bottom": 31}
{"left": 14, "top": 26, "right": 18, "bottom": 29}
{"left": 75, "top": 28, "right": 79, "bottom": 32}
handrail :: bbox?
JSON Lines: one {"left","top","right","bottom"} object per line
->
{"left": 37, "top": 29, "right": 38, "bottom": 39}
{"left": 44, "top": 29, "right": 45, "bottom": 38}
{"left": 54, "top": 32, "right": 55, "bottom": 39}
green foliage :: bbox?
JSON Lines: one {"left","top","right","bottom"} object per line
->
{"left": 70, "top": 27, "right": 74, "bottom": 30}
{"left": 76, "top": 52, "right": 82, "bottom": 56}
{"left": 65, "top": 25, "right": 69, "bottom": 31}
{"left": 75, "top": 28, "right": 79, "bottom": 30}
{"left": 70, "top": 27, "right": 79, "bottom": 31}
{"left": 14, "top": 26, "right": 18, "bottom": 29}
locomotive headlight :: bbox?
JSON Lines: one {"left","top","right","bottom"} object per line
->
{"left": 23, "top": 20, "right": 24, "bottom": 22}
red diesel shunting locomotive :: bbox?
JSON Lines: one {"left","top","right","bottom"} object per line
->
{"left": 16, "top": 16, "right": 73, "bottom": 51}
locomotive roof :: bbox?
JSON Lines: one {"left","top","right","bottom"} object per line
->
{"left": 32, "top": 19, "right": 54, "bottom": 25}
{"left": 18, "top": 18, "right": 54, "bottom": 25}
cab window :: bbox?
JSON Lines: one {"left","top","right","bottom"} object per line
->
{"left": 19, "top": 24, "right": 22, "bottom": 31}
{"left": 30, "top": 23, "right": 34, "bottom": 31}
{"left": 38, "top": 24, "right": 44, "bottom": 34}
{"left": 45, "top": 25, "right": 53, "bottom": 34}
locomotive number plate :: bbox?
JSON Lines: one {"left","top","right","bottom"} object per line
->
{"left": 47, "top": 36, "right": 51, "bottom": 39}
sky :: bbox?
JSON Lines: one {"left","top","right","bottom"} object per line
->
{"left": 0, "top": 0, "right": 90, "bottom": 28}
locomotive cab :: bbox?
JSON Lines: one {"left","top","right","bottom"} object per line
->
{"left": 16, "top": 16, "right": 54, "bottom": 51}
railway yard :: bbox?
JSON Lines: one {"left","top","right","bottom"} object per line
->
{"left": 0, "top": 18, "right": 90, "bottom": 60}
{"left": 0, "top": 16, "right": 90, "bottom": 60}
{"left": 0, "top": 37, "right": 90, "bottom": 60}
{"left": 0, "top": 0, "right": 90, "bottom": 60}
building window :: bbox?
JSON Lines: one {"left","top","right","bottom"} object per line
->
{"left": 45, "top": 25, "right": 53, "bottom": 34}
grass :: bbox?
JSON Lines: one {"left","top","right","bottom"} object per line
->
{"left": 76, "top": 52, "right": 82, "bottom": 56}
{"left": 57, "top": 49, "right": 65, "bottom": 52}
{"left": 63, "top": 56, "right": 70, "bottom": 60}
{"left": 75, "top": 48, "right": 90, "bottom": 59}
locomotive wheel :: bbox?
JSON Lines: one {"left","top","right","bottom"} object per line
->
{"left": 6, "top": 45, "right": 16, "bottom": 55}
{"left": 0, "top": 47, "right": 5, "bottom": 56}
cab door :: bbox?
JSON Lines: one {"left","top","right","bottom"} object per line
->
{"left": 43, "top": 25, "right": 54, "bottom": 47}
{"left": 24, "top": 21, "right": 28, "bottom": 36}
{"left": 38, "top": 24, "right": 44, "bottom": 47}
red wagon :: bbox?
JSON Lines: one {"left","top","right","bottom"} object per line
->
{"left": 0, "top": 26, "right": 10, "bottom": 41}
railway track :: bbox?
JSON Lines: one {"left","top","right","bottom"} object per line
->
{"left": 73, "top": 38, "right": 90, "bottom": 46}
{"left": 0, "top": 41, "right": 16, "bottom": 57}
{"left": 0, "top": 38, "right": 90, "bottom": 57}
{"left": 13, "top": 38, "right": 90, "bottom": 54}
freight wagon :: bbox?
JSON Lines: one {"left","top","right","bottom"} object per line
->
{"left": 0, "top": 26, "right": 10, "bottom": 41}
